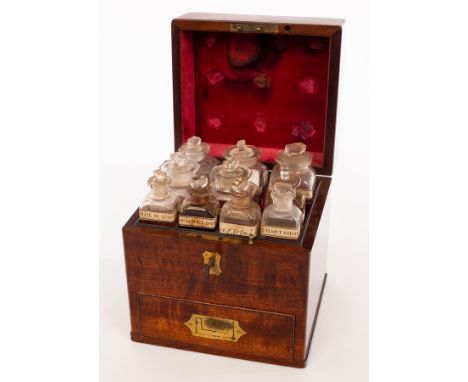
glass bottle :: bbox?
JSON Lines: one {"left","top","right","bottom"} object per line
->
{"left": 139, "top": 169, "right": 180, "bottom": 225}
{"left": 219, "top": 179, "right": 261, "bottom": 238}
{"left": 261, "top": 183, "right": 303, "bottom": 240}
{"left": 159, "top": 152, "right": 200, "bottom": 198}
{"left": 210, "top": 158, "right": 252, "bottom": 203}
{"left": 265, "top": 165, "right": 304, "bottom": 208}
{"left": 179, "top": 175, "right": 220, "bottom": 230}
{"left": 223, "top": 140, "right": 268, "bottom": 193}
{"left": 178, "top": 136, "right": 219, "bottom": 177}
{"left": 270, "top": 142, "right": 316, "bottom": 205}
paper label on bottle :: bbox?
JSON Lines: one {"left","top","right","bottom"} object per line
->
{"left": 219, "top": 222, "right": 258, "bottom": 237}
{"left": 297, "top": 189, "right": 313, "bottom": 200}
{"left": 179, "top": 215, "right": 217, "bottom": 229}
{"left": 139, "top": 209, "right": 176, "bottom": 222}
{"left": 248, "top": 170, "right": 261, "bottom": 188}
{"left": 261, "top": 225, "right": 300, "bottom": 240}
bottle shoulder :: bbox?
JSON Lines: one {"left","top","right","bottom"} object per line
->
{"left": 221, "top": 201, "right": 261, "bottom": 220}
{"left": 181, "top": 196, "right": 219, "bottom": 210}
{"left": 262, "top": 204, "right": 302, "bottom": 220}
{"left": 140, "top": 195, "right": 179, "bottom": 212}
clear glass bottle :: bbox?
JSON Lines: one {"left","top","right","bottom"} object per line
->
{"left": 178, "top": 136, "right": 219, "bottom": 177}
{"left": 159, "top": 152, "right": 200, "bottom": 198}
{"left": 139, "top": 170, "right": 180, "bottom": 225}
{"left": 179, "top": 175, "right": 220, "bottom": 230}
{"left": 270, "top": 142, "right": 316, "bottom": 205}
{"left": 223, "top": 140, "right": 268, "bottom": 193}
{"left": 210, "top": 158, "right": 252, "bottom": 202}
{"left": 261, "top": 183, "right": 304, "bottom": 240}
{"left": 265, "top": 166, "right": 303, "bottom": 208}
{"left": 219, "top": 179, "right": 261, "bottom": 238}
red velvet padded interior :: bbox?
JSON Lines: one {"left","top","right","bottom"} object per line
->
{"left": 180, "top": 31, "right": 331, "bottom": 166}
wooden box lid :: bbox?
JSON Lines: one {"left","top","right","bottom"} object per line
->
{"left": 172, "top": 13, "right": 343, "bottom": 175}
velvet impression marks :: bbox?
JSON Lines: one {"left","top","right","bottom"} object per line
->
{"left": 193, "top": 32, "right": 328, "bottom": 155}
{"left": 292, "top": 120, "right": 316, "bottom": 141}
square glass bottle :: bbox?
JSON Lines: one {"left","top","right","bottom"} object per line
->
{"left": 139, "top": 170, "right": 181, "bottom": 225}
{"left": 219, "top": 179, "right": 261, "bottom": 238}
{"left": 178, "top": 175, "right": 220, "bottom": 230}
{"left": 261, "top": 183, "right": 304, "bottom": 240}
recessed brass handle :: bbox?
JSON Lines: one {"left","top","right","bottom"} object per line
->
{"left": 185, "top": 314, "right": 246, "bottom": 342}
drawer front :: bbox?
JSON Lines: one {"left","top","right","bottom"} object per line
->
{"left": 136, "top": 294, "right": 295, "bottom": 361}
{"left": 125, "top": 230, "right": 308, "bottom": 313}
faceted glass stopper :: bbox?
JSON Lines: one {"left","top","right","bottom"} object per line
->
{"left": 276, "top": 142, "right": 312, "bottom": 168}
{"left": 179, "top": 136, "right": 210, "bottom": 158}
{"left": 148, "top": 169, "right": 171, "bottom": 199}
{"left": 190, "top": 175, "right": 209, "bottom": 191}
{"left": 171, "top": 152, "right": 187, "bottom": 165}
{"left": 149, "top": 169, "right": 171, "bottom": 187}
{"left": 161, "top": 152, "right": 198, "bottom": 173}
{"left": 224, "top": 140, "right": 261, "bottom": 167}
{"left": 188, "top": 136, "right": 202, "bottom": 148}
{"left": 214, "top": 159, "right": 250, "bottom": 179}
{"left": 285, "top": 142, "right": 306, "bottom": 155}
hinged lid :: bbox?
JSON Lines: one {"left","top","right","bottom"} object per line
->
{"left": 172, "top": 13, "right": 343, "bottom": 175}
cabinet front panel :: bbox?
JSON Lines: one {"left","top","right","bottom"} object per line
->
{"left": 124, "top": 230, "right": 308, "bottom": 313}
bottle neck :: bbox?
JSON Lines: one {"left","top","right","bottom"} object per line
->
{"left": 273, "top": 197, "right": 293, "bottom": 211}
{"left": 191, "top": 193, "right": 210, "bottom": 205}
{"left": 151, "top": 186, "right": 167, "bottom": 200}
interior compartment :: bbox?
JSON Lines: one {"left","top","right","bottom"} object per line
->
{"left": 179, "top": 31, "right": 331, "bottom": 166}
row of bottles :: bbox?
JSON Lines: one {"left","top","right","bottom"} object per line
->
{"left": 139, "top": 136, "right": 316, "bottom": 241}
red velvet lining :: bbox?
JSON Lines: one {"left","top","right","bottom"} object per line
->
{"left": 180, "top": 31, "right": 330, "bottom": 166}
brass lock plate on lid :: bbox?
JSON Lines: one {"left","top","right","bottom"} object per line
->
{"left": 230, "top": 23, "right": 279, "bottom": 33}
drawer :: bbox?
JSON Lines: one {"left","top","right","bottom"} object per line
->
{"left": 136, "top": 294, "right": 295, "bottom": 361}
{"left": 125, "top": 230, "right": 308, "bottom": 313}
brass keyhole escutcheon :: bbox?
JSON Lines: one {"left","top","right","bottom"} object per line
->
{"left": 202, "top": 251, "right": 222, "bottom": 280}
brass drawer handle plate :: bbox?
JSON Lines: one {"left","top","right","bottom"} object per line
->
{"left": 184, "top": 314, "right": 246, "bottom": 342}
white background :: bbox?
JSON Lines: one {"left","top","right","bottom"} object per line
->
{"left": 100, "top": 1, "right": 368, "bottom": 381}
{"left": 1, "top": 1, "right": 468, "bottom": 382}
